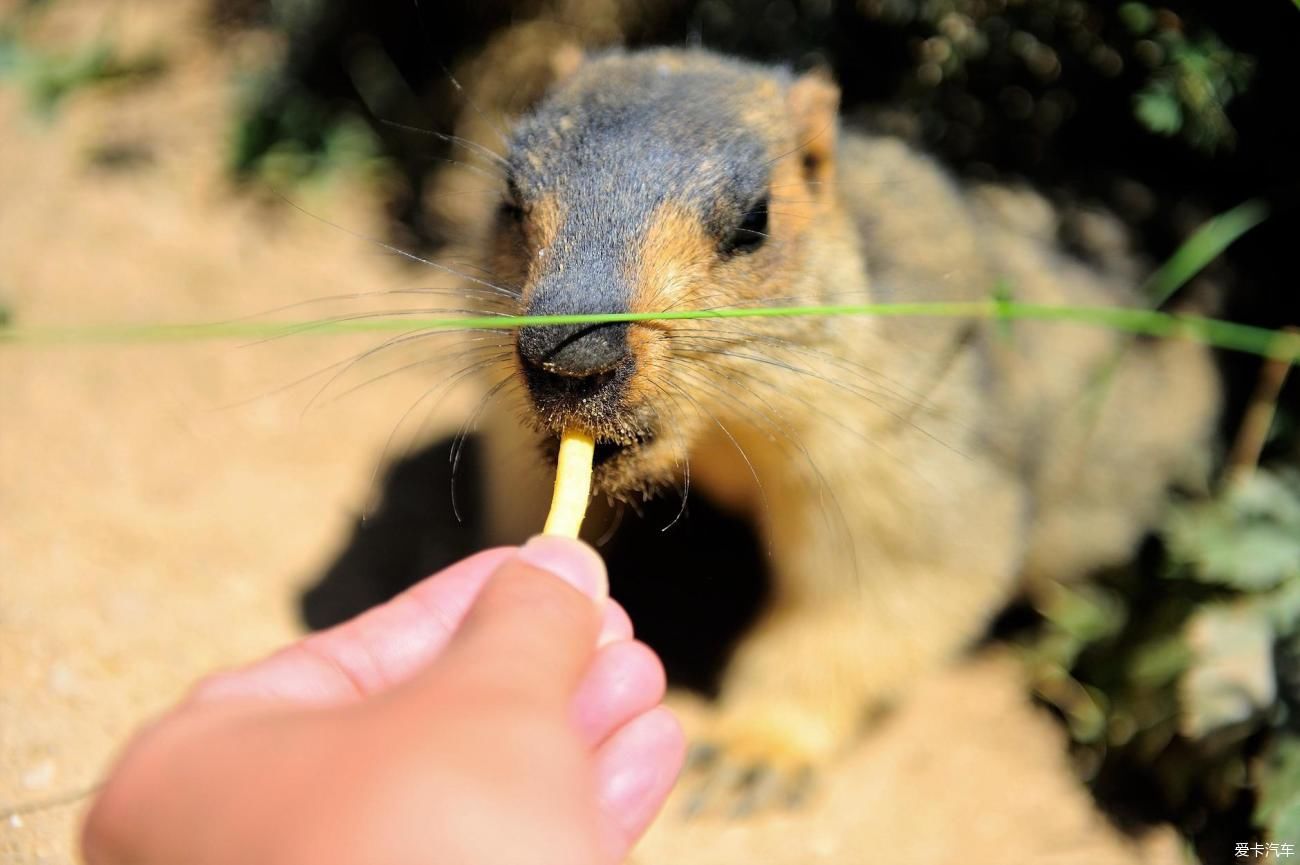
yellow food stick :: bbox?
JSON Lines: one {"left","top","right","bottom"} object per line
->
{"left": 543, "top": 427, "right": 595, "bottom": 538}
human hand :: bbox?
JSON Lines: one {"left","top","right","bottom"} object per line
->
{"left": 82, "top": 537, "right": 684, "bottom": 865}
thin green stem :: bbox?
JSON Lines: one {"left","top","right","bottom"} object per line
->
{"left": 4, "top": 301, "right": 1298, "bottom": 365}
{"left": 0, "top": 198, "right": 1277, "bottom": 360}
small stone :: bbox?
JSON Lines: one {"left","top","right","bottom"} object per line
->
{"left": 22, "top": 759, "right": 56, "bottom": 791}
{"left": 9, "top": 813, "right": 24, "bottom": 829}
{"left": 48, "top": 662, "right": 79, "bottom": 696}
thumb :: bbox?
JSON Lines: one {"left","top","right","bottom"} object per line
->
{"left": 428, "top": 536, "right": 609, "bottom": 706}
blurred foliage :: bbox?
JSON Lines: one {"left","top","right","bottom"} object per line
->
{"left": 1122, "top": 4, "right": 1254, "bottom": 152}
{"left": 230, "top": 66, "right": 382, "bottom": 186}
{"left": 220, "top": 0, "right": 1263, "bottom": 181}
{"left": 225, "top": 0, "right": 387, "bottom": 185}
{"left": 0, "top": 8, "right": 165, "bottom": 116}
{"left": 1021, "top": 467, "right": 1300, "bottom": 844}
{"left": 860, "top": 0, "right": 1255, "bottom": 154}
{"left": 1258, "top": 736, "right": 1300, "bottom": 844}
{"left": 1168, "top": 472, "right": 1300, "bottom": 592}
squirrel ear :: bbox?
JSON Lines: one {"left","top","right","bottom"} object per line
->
{"left": 787, "top": 68, "right": 840, "bottom": 185}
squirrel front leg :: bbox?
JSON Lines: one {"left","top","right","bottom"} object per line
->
{"left": 697, "top": 452, "right": 1027, "bottom": 802}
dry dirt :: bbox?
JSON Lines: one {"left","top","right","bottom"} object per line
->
{"left": 2, "top": 3, "right": 1185, "bottom": 863}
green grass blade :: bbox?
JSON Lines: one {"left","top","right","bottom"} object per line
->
{"left": 0, "top": 199, "right": 1283, "bottom": 362}
{"left": 1141, "top": 199, "right": 1268, "bottom": 306}
{"left": 4, "top": 302, "right": 1299, "bottom": 365}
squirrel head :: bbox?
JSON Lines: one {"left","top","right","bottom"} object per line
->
{"left": 489, "top": 48, "right": 841, "bottom": 497}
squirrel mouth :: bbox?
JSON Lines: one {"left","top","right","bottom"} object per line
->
{"left": 591, "top": 430, "right": 656, "bottom": 467}
{"left": 538, "top": 419, "right": 657, "bottom": 479}
{"left": 593, "top": 439, "right": 627, "bottom": 467}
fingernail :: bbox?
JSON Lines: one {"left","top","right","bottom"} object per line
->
{"left": 519, "top": 535, "right": 608, "bottom": 604}
{"left": 598, "top": 601, "right": 634, "bottom": 647}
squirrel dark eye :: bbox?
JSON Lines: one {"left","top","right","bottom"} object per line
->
{"left": 499, "top": 180, "right": 526, "bottom": 224}
{"left": 500, "top": 200, "right": 525, "bottom": 223}
{"left": 720, "top": 196, "right": 769, "bottom": 256}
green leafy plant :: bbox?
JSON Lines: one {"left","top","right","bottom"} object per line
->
{"left": 1170, "top": 471, "right": 1300, "bottom": 840}
{"left": 0, "top": 22, "right": 165, "bottom": 116}
{"left": 1123, "top": 3, "right": 1255, "bottom": 152}
{"left": 229, "top": 69, "right": 382, "bottom": 186}
{"left": 1024, "top": 468, "right": 1300, "bottom": 843}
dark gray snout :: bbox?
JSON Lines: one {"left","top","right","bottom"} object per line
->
{"left": 517, "top": 320, "right": 632, "bottom": 415}
{"left": 515, "top": 233, "right": 635, "bottom": 410}
{"left": 517, "top": 321, "right": 630, "bottom": 377}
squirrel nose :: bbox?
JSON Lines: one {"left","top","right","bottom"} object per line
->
{"left": 517, "top": 322, "right": 630, "bottom": 378}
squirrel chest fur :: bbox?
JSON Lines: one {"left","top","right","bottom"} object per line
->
{"left": 442, "top": 47, "right": 1218, "bottom": 799}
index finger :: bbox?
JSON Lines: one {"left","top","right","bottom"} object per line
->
{"left": 190, "top": 548, "right": 635, "bottom": 705}
{"left": 190, "top": 547, "right": 517, "bottom": 704}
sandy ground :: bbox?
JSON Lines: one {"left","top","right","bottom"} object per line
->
{"left": 2, "top": 3, "right": 1185, "bottom": 863}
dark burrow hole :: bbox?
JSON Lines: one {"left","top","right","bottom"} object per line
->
{"left": 299, "top": 432, "right": 769, "bottom": 695}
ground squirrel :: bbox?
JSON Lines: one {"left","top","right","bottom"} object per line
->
{"left": 436, "top": 46, "right": 1219, "bottom": 805}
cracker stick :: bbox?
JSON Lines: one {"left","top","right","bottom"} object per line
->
{"left": 543, "top": 427, "right": 595, "bottom": 538}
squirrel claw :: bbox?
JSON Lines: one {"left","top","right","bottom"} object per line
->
{"left": 679, "top": 721, "right": 821, "bottom": 819}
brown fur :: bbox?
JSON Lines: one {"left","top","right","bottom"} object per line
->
{"left": 441, "top": 46, "right": 1219, "bottom": 792}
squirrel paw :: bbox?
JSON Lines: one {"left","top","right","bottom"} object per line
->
{"left": 679, "top": 703, "right": 835, "bottom": 818}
